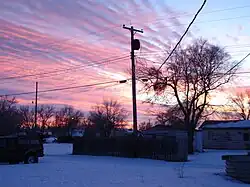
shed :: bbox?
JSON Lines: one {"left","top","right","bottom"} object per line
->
{"left": 201, "top": 120, "right": 250, "bottom": 150}
{"left": 142, "top": 125, "right": 188, "bottom": 161}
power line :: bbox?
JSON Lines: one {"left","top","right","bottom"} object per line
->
{"left": 2, "top": 62, "right": 250, "bottom": 98}
{"left": 223, "top": 53, "right": 250, "bottom": 76}
{"left": 0, "top": 55, "right": 128, "bottom": 80}
{"left": 136, "top": 44, "right": 250, "bottom": 55}
{"left": 158, "top": 0, "right": 207, "bottom": 71}
{"left": 137, "top": 4, "right": 250, "bottom": 27}
{"left": 207, "top": 53, "right": 250, "bottom": 88}
{"left": 93, "top": 4, "right": 250, "bottom": 43}
{"left": 3, "top": 6, "right": 250, "bottom": 80}
{"left": 0, "top": 80, "right": 128, "bottom": 97}
{"left": 136, "top": 55, "right": 250, "bottom": 76}
{"left": 8, "top": 4, "right": 245, "bottom": 56}
{"left": 0, "top": 55, "right": 129, "bottom": 81}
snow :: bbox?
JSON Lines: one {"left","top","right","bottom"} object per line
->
{"left": 203, "top": 120, "right": 250, "bottom": 129}
{"left": 43, "top": 143, "right": 72, "bottom": 155}
{"left": 0, "top": 144, "right": 249, "bottom": 187}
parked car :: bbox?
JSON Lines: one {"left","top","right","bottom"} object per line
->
{"left": 0, "top": 135, "right": 44, "bottom": 164}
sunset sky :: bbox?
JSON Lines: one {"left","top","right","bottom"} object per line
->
{"left": 1, "top": 0, "right": 250, "bottom": 123}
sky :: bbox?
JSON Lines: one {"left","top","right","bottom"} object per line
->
{"left": 1, "top": 0, "right": 250, "bottom": 124}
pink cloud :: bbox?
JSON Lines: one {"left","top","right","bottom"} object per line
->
{"left": 0, "top": 0, "right": 196, "bottom": 123}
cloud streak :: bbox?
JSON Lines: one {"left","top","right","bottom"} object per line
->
{"left": 2, "top": 0, "right": 247, "bottom": 123}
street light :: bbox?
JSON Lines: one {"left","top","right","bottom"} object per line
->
{"left": 141, "top": 78, "right": 149, "bottom": 82}
{"left": 119, "top": 80, "right": 127, "bottom": 84}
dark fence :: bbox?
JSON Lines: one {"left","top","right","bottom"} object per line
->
{"left": 222, "top": 154, "right": 250, "bottom": 183}
{"left": 73, "top": 136, "right": 187, "bottom": 162}
{"left": 57, "top": 136, "right": 74, "bottom": 143}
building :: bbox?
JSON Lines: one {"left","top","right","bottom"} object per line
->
{"left": 201, "top": 120, "right": 250, "bottom": 150}
{"left": 142, "top": 125, "right": 188, "bottom": 161}
{"left": 71, "top": 128, "right": 85, "bottom": 137}
{"left": 142, "top": 124, "right": 186, "bottom": 138}
{"left": 110, "top": 128, "right": 134, "bottom": 137}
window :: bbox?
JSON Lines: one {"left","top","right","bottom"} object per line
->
{"left": 225, "top": 132, "right": 232, "bottom": 141}
{"left": 243, "top": 133, "right": 249, "bottom": 141}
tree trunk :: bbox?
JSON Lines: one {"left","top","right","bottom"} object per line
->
{"left": 41, "top": 121, "right": 46, "bottom": 133}
{"left": 187, "top": 126, "right": 194, "bottom": 154}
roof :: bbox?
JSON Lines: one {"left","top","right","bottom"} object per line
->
{"left": 201, "top": 120, "right": 250, "bottom": 129}
{"left": 143, "top": 125, "right": 186, "bottom": 134}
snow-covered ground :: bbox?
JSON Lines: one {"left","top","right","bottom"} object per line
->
{"left": 0, "top": 144, "right": 249, "bottom": 187}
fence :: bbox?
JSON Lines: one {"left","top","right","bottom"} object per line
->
{"left": 73, "top": 135, "right": 188, "bottom": 162}
{"left": 222, "top": 154, "right": 250, "bottom": 183}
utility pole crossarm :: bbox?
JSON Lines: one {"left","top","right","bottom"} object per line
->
{"left": 123, "top": 25, "right": 143, "bottom": 33}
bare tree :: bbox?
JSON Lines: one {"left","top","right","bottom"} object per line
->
{"left": 229, "top": 90, "right": 250, "bottom": 120}
{"left": 19, "top": 105, "right": 35, "bottom": 128}
{"left": 56, "top": 106, "right": 84, "bottom": 136}
{"left": 38, "top": 105, "right": 55, "bottom": 130}
{"left": 155, "top": 105, "right": 185, "bottom": 127}
{"left": 79, "top": 117, "right": 92, "bottom": 127}
{"left": 0, "top": 96, "right": 17, "bottom": 111}
{"left": 139, "top": 119, "right": 153, "bottom": 131}
{"left": 0, "top": 96, "right": 22, "bottom": 135}
{"left": 89, "top": 99, "right": 129, "bottom": 137}
{"left": 138, "top": 39, "right": 238, "bottom": 153}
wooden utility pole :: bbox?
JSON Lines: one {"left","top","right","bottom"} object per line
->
{"left": 123, "top": 25, "right": 143, "bottom": 133}
{"left": 34, "top": 81, "right": 38, "bottom": 129}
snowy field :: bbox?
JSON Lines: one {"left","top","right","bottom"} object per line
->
{"left": 0, "top": 144, "right": 249, "bottom": 187}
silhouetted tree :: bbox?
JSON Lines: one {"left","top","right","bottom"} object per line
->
{"left": 55, "top": 106, "right": 84, "bottom": 136}
{"left": 19, "top": 105, "right": 35, "bottom": 128}
{"left": 0, "top": 96, "right": 22, "bottom": 135}
{"left": 229, "top": 90, "right": 250, "bottom": 120}
{"left": 38, "top": 105, "right": 55, "bottom": 130}
{"left": 89, "top": 99, "right": 128, "bottom": 137}
{"left": 139, "top": 119, "right": 153, "bottom": 131}
{"left": 138, "top": 39, "right": 238, "bottom": 153}
{"left": 155, "top": 105, "right": 185, "bottom": 126}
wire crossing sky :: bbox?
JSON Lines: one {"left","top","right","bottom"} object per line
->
{"left": 1, "top": 0, "right": 250, "bottom": 123}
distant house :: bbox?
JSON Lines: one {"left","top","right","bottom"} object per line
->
{"left": 142, "top": 125, "right": 186, "bottom": 138}
{"left": 200, "top": 120, "right": 250, "bottom": 150}
{"left": 110, "top": 128, "right": 134, "bottom": 137}
{"left": 71, "top": 128, "right": 85, "bottom": 137}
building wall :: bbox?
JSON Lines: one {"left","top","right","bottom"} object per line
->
{"left": 194, "top": 130, "right": 203, "bottom": 152}
{"left": 143, "top": 130, "right": 188, "bottom": 161}
{"left": 203, "top": 128, "right": 250, "bottom": 150}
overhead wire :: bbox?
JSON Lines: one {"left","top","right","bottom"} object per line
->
{"left": 158, "top": 0, "right": 207, "bottom": 71}
{"left": 0, "top": 80, "right": 128, "bottom": 97}
{"left": 0, "top": 55, "right": 130, "bottom": 81}
{"left": 3, "top": 4, "right": 250, "bottom": 81}
{"left": 132, "top": 4, "right": 250, "bottom": 27}
{"left": 2, "top": 2, "right": 250, "bottom": 100}
{"left": 136, "top": 44, "right": 250, "bottom": 55}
